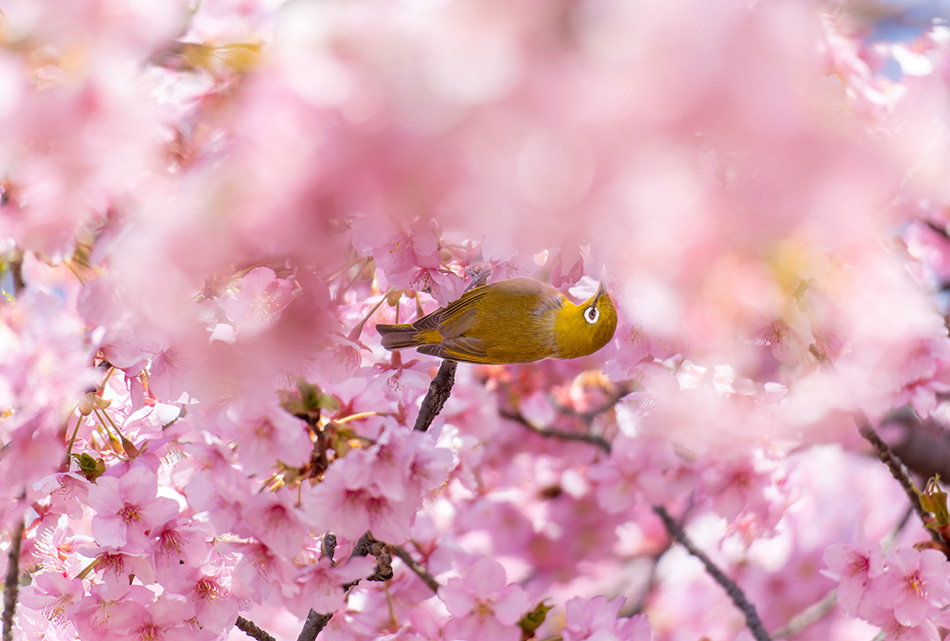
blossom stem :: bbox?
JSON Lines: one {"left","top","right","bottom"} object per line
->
{"left": 652, "top": 505, "right": 770, "bottom": 641}
{"left": 75, "top": 557, "right": 102, "bottom": 580}
{"left": 92, "top": 405, "right": 139, "bottom": 457}
{"left": 64, "top": 412, "right": 83, "bottom": 462}
{"left": 346, "top": 288, "right": 392, "bottom": 342}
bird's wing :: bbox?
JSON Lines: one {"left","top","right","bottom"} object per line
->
{"left": 413, "top": 287, "right": 489, "bottom": 331}
{"left": 417, "top": 336, "right": 490, "bottom": 364}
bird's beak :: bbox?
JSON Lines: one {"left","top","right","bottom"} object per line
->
{"left": 596, "top": 267, "right": 608, "bottom": 298}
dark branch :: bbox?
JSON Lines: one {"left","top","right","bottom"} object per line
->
{"left": 390, "top": 544, "right": 440, "bottom": 593}
{"left": 500, "top": 409, "right": 612, "bottom": 454}
{"left": 351, "top": 532, "right": 393, "bottom": 583}
{"left": 296, "top": 610, "right": 333, "bottom": 641}
{"left": 9, "top": 255, "right": 24, "bottom": 295}
{"left": 2, "top": 519, "right": 24, "bottom": 641}
{"left": 235, "top": 616, "right": 276, "bottom": 641}
{"left": 322, "top": 532, "right": 337, "bottom": 564}
{"left": 880, "top": 409, "right": 950, "bottom": 488}
{"left": 856, "top": 416, "right": 947, "bottom": 547}
{"left": 652, "top": 505, "right": 770, "bottom": 641}
{"left": 414, "top": 360, "right": 457, "bottom": 432}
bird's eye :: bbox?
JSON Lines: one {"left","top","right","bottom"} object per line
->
{"left": 584, "top": 306, "right": 599, "bottom": 325}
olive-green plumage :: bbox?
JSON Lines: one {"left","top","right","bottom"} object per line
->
{"left": 376, "top": 277, "right": 618, "bottom": 365}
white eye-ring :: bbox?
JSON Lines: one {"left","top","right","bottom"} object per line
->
{"left": 584, "top": 306, "right": 599, "bottom": 325}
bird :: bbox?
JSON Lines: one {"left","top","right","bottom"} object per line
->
{"left": 376, "top": 276, "right": 617, "bottom": 365}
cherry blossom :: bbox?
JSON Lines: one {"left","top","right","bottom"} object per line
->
{"left": 86, "top": 464, "right": 180, "bottom": 553}
{"left": 440, "top": 557, "right": 531, "bottom": 641}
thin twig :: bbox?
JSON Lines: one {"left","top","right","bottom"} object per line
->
{"left": 235, "top": 616, "right": 276, "bottom": 641}
{"left": 390, "top": 544, "right": 440, "bottom": 593}
{"left": 500, "top": 409, "right": 612, "bottom": 454}
{"left": 881, "top": 506, "right": 914, "bottom": 552}
{"left": 296, "top": 610, "right": 333, "bottom": 641}
{"left": 652, "top": 505, "right": 770, "bottom": 641}
{"left": 413, "top": 360, "right": 457, "bottom": 432}
{"left": 555, "top": 379, "right": 638, "bottom": 424}
{"left": 769, "top": 590, "right": 836, "bottom": 640}
{"left": 2, "top": 519, "right": 24, "bottom": 641}
{"left": 856, "top": 416, "right": 947, "bottom": 547}
{"left": 619, "top": 545, "right": 671, "bottom": 617}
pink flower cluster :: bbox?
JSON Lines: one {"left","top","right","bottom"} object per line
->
{"left": 824, "top": 542, "right": 950, "bottom": 641}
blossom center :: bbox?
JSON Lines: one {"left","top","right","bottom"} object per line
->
{"left": 119, "top": 503, "right": 142, "bottom": 524}
{"left": 846, "top": 554, "right": 869, "bottom": 578}
{"left": 473, "top": 599, "right": 495, "bottom": 621}
{"left": 196, "top": 577, "right": 218, "bottom": 600}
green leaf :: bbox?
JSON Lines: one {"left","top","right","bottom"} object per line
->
{"left": 918, "top": 475, "right": 949, "bottom": 529}
{"left": 74, "top": 453, "right": 106, "bottom": 481}
{"left": 519, "top": 600, "right": 554, "bottom": 636}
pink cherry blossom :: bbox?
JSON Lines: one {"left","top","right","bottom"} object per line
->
{"left": 225, "top": 537, "right": 299, "bottom": 604}
{"left": 87, "top": 464, "right": 180, "bottom": 553}
{"left": 562, "top": 595, "right": 652, "bottom": 641}
{"left": 224, "top": 401, "right": 313, "bottom": 476}
{"left": 303, "top": 426, "right": 453, "bottom": 544}
{"left": 869, "top": 547, "right": 950, "bottom": 627}
{"left": 109, "top": 593, "right": 196, "bottom": 641}
{"left": 864, "top": 611, "right": 942, "bottom": 641}
{"left": 17, "top": 571, "right": 84, "bottom": 629}
{"left": 223, "top": 266, "right": 295, "bottom": 336}
{"left": 158, "top": 559, "right": 240, "bottom": 636}
{"left": 440, "top": 557, "right": 530, "bottom": 641}
{"left": 150, "top": 517, "right": 214, "bottom": 580}
{"left": 68, "top": 582, "right": 157, "bottom": 641}
{"left": 588, "top": 433, "right": 685, "bottom": 513}
{"left": 239, "top": 490, "right": 309, "bottom": 559}
{"left": 285, "top": 554, "right": 375, "bottom": 617}
{"left": 822, "top": 540, "right": 886, "bottom": 616}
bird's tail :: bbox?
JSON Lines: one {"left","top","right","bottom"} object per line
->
{"left": 376, "top": 324, "right": 441, "bottom": 351}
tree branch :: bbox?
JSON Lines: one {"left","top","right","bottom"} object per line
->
{"left": 293, "top": 533, "right": 396, "bottom": 641}
{"left": 390, "top": 544, "right": 440, "bottom": 593}
{"left": 500, "top": 409, "right": 612, "bottom": 454}
{"left": 296, "top": 610, "right": 333, "bottom": 641}
{"left": 413, "top": 360, "right": 457, "bottom": 432}
{"left": 856, "top": 416, "right": 947, "bottom": 547}
{"left": 8, "top": 254, "right": 25, "bottom": 295}
{"left": 235, "top": 616, "right": 276, "bottom": 641}
{"left": 652, "top": 505, "right": 770, "bottom": 641}
{"left": 352, "top": 533, "right": 393, "bottom": 583}
{"left": 2, "top": 519, "right": 24, "bottom": 641}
